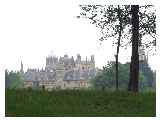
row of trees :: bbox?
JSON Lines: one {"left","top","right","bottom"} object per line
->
{"left": 78, "top": 5, "right": 156, "bottom": 92}
{"left": 92, "top": 61, "right": 155, "bottom": 92}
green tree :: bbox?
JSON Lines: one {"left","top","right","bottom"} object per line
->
{"left": 78, "top": 5, "right": 130, "bottom": 90}
{"left": 78, "top": 5, "right": 156, "bottom": 92}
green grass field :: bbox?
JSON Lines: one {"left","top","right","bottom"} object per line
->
{"left": 5, "top": 89, "right": 156, "bottom": 117}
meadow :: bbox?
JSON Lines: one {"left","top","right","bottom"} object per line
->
{"left": 5, "top": 89, "right": 156, "bottom": 117}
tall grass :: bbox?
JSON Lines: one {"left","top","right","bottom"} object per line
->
{"left": 5, "top": 89, "right": 156, "bottom": 116}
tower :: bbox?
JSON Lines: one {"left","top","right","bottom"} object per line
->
{"left": 139, "top": 46, "right": 147, "bottom": 62}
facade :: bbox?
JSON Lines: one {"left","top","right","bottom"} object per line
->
{"left": 22, "top": 54, "right": 96, "bottom": 90}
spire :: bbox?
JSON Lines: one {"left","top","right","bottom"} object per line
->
{"left": 86, "top": 56, "right": 88, "bottom": 63}
{"left": 20, "top": 61, "right": 24, "bottom": 73}
{"left": 91, "top": 55, "right": 95, "bottom": 62}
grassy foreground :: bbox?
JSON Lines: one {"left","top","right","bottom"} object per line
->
{"left": 5, "top": 89, "right": 156, "bottom": 117}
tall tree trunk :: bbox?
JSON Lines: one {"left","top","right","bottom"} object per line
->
{"left": 128, "top": 5, "right": 139, "bottom": 92}
{"left": 115, "top": 5, "right": 122, "bottom": 90}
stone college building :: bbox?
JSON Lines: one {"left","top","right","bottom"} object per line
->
{"left": 22, "top": 54, "right": 97, "bottom": 90}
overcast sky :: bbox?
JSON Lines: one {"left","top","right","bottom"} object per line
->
{"left": 0, "top": 0, "right": 157, "bottom": 72}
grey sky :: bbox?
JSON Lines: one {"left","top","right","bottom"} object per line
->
{"left": 0, "top": 0, "right": 157, "bottom": 72}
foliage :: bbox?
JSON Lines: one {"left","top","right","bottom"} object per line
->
{"left": 92, "top": 61, "right": 155, "bottom": 91}
{"left": 5, "top": 70, "right": 24, "bottom": 89}
{"left": 78, "top": 5, "right": 131, "bottom": 44}
{"left": 92, "top": 62, "right": 128, "bottom": 90}
{"left": 139, "top": 61, "right": 155, "bottom": 87}
{"left": 5, "top": 89, "right": 155, "bottom": 116}
{"left": 78, "top": 5, "right": 156, "bottom": 49}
